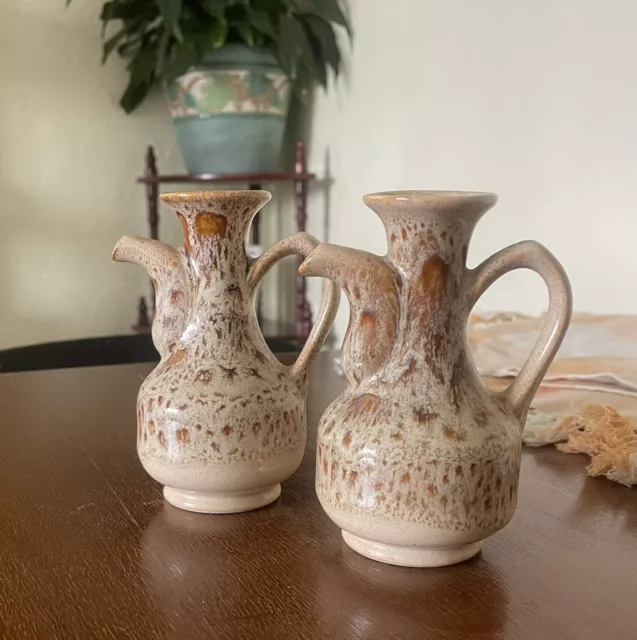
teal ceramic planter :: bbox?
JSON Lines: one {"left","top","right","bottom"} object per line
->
{"left": 166, "top": 45, "right": 291, "bottom": 175}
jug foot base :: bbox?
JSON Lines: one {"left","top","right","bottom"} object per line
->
{"left": 163, "top": 484, "right": 281, "bottom": 514}
{"left": 341, "top": 530, "right": 482, "bottom": 567}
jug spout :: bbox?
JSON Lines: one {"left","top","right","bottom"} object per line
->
{"left": 112, "top": 236, "right": 190, "bottom": 359}
{"left": 299, "top": 244, "right": 400, "bottom": 384}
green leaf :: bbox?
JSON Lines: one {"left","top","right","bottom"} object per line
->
{"left": 278, "top": 15, "right": 326, "bottom": 89}
{"left": 127, "top": 41, "right": 157, "bottom": 80}
{"left": 102, "top": 14, "right": 153, "bottom": 63}
{"left": 235, "top": 21, "right": 255, "bottom": 46}
{"left": 157, "top": 0, "right": 183, "bottom": 41}
{"left": 201, "top": 0, "right": 226, "bottom": 20}
{"left": 100, "top": 0, "right": 155, "bottom": 38}
{"left": 100, "top": 0, "right": 148, "bottom": 22}
{"left": 307, "top": 0, "right": 352, "bottom": 39}
{"left": 120, "top": 43, "right": 157, "bottom": 112}
{"left": 155, "top": 29, "right": 171, "bottom": 74}
{"left": 120, "top": 77, "right": 151, "bottom": 113}
{"left": 298, "top": 21, "right": 328, "bottom": 89}
{"left": 304, "top": 51, "right": 327, "bottom": 89}
{"left": 301, "top": 14, "right": 340, "bottom": 75}
{"left": 249, "top": 8, "right": 276, "bottom": 37}
{"left": 211, "top": 20, "right": 229, "bottom": 47}
{"left": 164, "top": 40, "right": 199, "bottom": 83}
{"left": 101, "top": 27, "right": 127, "bottom": 64}
{"left": 117, "top": 38, "right": 142, "bottom": 57}
{"left": 277, "top": 15, "right": 298, "bottom": 77}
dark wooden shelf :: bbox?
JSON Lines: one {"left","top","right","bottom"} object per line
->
{"left": 138, "top": 171, "right": 314, "bottom": 185}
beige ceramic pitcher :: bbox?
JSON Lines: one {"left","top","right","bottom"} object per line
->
{"left": 299, "top": 190, "right": 572, "bottom": 567}
{"left": 112, "top": 190, "right": 339, "bottom": 514}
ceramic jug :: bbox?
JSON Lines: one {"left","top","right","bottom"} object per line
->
{"left": 299, "top": 190, "right": 572, "bottom": 567}
{"left": 112, "top": 190, "right": 339, "bottom": 514}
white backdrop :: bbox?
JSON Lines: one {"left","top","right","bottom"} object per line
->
{"left": 306, "top": 0, "right": 637, "bottom": 342}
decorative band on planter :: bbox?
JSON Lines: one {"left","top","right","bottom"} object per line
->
{"left": 166, "top": 46, "right": 292, "bottom": 175}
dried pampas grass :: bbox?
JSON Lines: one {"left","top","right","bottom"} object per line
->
{"left": 523, "top": 405, "right": 637, "bottom": 486}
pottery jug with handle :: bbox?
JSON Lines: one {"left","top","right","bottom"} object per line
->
{"left": 299, "top": 190, "right": 572, "bottom": 567}
{"left": 112, "top": 190, "right": 340, "bottom": 514}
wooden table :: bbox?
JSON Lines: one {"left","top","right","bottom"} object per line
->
{"left": 0, "top": 354, "right": 635, "bottom": 639}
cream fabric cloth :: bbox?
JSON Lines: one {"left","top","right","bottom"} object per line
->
{"left": 469, "top": 313, "right": 637, "bottom": 397}
{"left": 470, "top": 313, "right": 637, "bottom": 485}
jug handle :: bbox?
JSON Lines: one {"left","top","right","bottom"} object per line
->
{"left": 468, "top": 241, "right": 572, "bottom": 423}
{"left": 247, "top": 232, "right": 341, "bottom": 387}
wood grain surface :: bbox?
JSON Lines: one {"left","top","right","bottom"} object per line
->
{"left": 0, "top": 353, "right": 635, "bottom": 639}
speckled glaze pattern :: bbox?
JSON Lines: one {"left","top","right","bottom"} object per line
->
{"left": 299, "top": 190, "right": 572, "bottom": 567}
{"left": 112, "top": 190, "right": 339, "bottom": 514}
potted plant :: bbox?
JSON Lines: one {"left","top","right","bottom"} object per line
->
{"left": 73, "top": 0, "right": 351, "bottom": 175}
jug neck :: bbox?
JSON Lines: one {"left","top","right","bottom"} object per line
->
{"left": 393, "top": 226, "right": 470, "bottom": 374}
{"left": 159, "top": 191, "right": 271, "bottom": 344}
{"left": 162, "top": 189, "right": 270, "bottom": 287}
{"left": 363, "top": 191, "right": 497, "bottom": 381}
{"left": 181, "top": 218, "right": 250, "bottom": 292}
{"left": 363, "top": 191, "right": 493, "bottom": 275}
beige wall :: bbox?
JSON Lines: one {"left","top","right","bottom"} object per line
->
{"left": 0, "top": 1, "right": 184, "bottom": 349}
{"left": 0, "top": 1, "right": 303, "bottom": 350}
{"left": 308, "top": 0, "right": 637, "bottom": 341}
{"left": 4, "top": 0, "right": 636, "bottom": 351}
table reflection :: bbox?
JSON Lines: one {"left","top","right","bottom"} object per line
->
{"left": 142, "top": 501, "right": 509, "bottom": 638}
{"left": 314, "top": 543, "right": 509, "bottom": 638}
